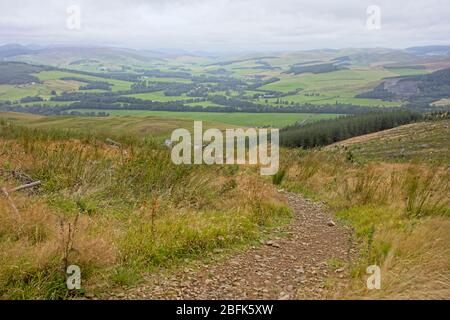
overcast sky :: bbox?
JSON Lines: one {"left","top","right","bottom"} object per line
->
{"left": 0, "top": 0, "right": 449, "bottom": 51}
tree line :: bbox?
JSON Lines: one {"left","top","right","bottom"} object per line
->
{"left": 280, "top": 110, "right": 422, "bottom": 148}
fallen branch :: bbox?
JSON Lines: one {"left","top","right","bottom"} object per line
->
{"left": 9, "top": 181, "right": 41, "bottom": 193}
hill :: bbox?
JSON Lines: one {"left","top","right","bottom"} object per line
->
{"left": 327, "top": 120, "right": 450, "bottom": 163}
{"left": 278, "top": 120, "right": 449, "bottom": 299}
{"left": 356, "top": 67, "right": 450, "bottom": 107}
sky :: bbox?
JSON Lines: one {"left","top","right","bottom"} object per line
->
{"left": 0, "top": 0, "right": 449, "bottom": 52}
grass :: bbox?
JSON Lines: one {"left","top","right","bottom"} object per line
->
{"left": 143, "top": 77, "right": 192, "bottom": 84}
{"left": 67, "top": 109, "right": 341, "bottom": 127}
{"left": 387, "top": 68, "right": 430, "bottom": 77}
{"left": 0, "top": 80, "right": 82, "bottom": 102}
{"left": 329, "top": 120, "right": 450, "bottom": 163}
{"left": 34, "top": 71, "right": 133, "bottom": 92}
{"left": 0, "top": 118, "right": 291, "bottom": 299}
{"left": 260, "top": 68, "right": 403, "bottom": 107}
{"left": 125, "top": 91, "right": 194, "bottom": 102}
{"left": 265, "top": 93, "right": 400, "bottom": 107}
{"left": 278, "top": 121, "right": 449, "bottom": 299}
{"left": 185, "top": 101, "right": 223, "bottom": 108}
{"left": 0, "top": 69, "right": 133, "bottom": 102}
{"left": 261, "top": 69, "right": 394, "bottom": 92}
{"left": 0, "top": 112, "right": 235, "bottom": 139}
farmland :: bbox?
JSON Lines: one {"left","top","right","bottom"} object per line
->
{"left": 0, "top": 112, "right": 234, "bottom": 138}
{"left": 67, "top": 109, "right": 341, "bottom": 127}
{"left": 34, "top": 71, "right": 133, "bottom": 91}
{"left": 2, "top": 49, "right": 449, "bottom": 127}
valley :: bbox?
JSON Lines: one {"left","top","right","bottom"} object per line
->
{"left": 0, "top": 43, "right": 448, "bottom": 301}
{"left": 2, "top": 45, "right": 450, "bottom": 129}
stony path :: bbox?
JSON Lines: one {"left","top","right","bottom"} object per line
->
{"left": 106, "top": 191, "right": 354, "bottom": 300}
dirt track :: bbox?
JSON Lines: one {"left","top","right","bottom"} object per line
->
{"left": 105, "top": 191, "right": 354, "bottom": 300}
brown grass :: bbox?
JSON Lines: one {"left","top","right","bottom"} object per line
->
{"left": 0, "top": 122, "right": 290, "bottom": 299}
{"left": 281, "top": 148, "right": 450, "bottom": 299}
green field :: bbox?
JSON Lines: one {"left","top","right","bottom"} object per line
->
{"left": 34, "top": 71, "right": 133, "bottom": 91}
{"left": 68, "top": 109, "right": 341, "bottom": 127}
{"left": 0, "top": 79, "right": 83, "bottom": 102}
{"left": 259, "top": 68, "right": 406, "bottom": 107}
{"left": 185, "top": 101, "right": 223, "bottom": 108}
{"left": 0, "top": 112, "right": 234, "bottom": 138}
{"left": 386, "top": 67, "right": 430, "bottom": 77}
{"left": 143, "top": 77, "right": 192, "bottom": 84}
{"left": 125, "top": 91, "right": 195, "bottom": 102}
{"left": 264, "top": 93, "right": 400, "bottom": 107}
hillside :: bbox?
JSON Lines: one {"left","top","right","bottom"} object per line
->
{"left": 0, "top": 116, "right": 448, "bottom": 300}
{"left": 327, "top": 120, "right": 450, "bottom": 163}
{"left": 278, "top": 121, "right": 449, "bottom": 299}
{"left": 357, "top": 67, "right": 450, "bottom": 107}
{"left": 0, "top": 115, "right": 290, "bottom": 299}
{"left": 1, "top": 46, "right": 450, "bottom": 120}
{"left": 0, "top": 46, "right": 449, "bottom": 301}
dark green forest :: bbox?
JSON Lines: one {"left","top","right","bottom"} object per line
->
{"left": 279, "top": 110, "right": 422, "bottom": 148}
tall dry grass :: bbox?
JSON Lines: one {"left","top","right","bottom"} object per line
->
{"left": 0, "top": 123, "right": 291, "bottom": 299}
{"left": 281, "top": 149, "right": 449, "bottom": 299}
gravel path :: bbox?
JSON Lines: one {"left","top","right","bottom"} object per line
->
{"left": 106, "top": 191, "right": 354, "bottom": 300}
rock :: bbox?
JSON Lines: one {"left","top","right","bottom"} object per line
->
{"left": 84, "top": 292, "right": 95, "bottom": 299}
{"left": 295, "top": 267, "right": 305, "bottom": 274}
{"left": 265, "top": 240, "right": 280, "bottom": 247}
{"left": 327, "top": 220, "right": 336, "bottom": 227}
{"left": 335, "top": 268, "right": 345, "bottom": 273}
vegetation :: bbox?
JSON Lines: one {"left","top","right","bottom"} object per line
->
{"left": 278, "top": 121, "right": 449, "bottom": 299}
{"left": 0, "top": 62, "right": 48, "bottom": 85}
{"left": 0, "top": 112, "right": 234, "bottom": 138}
{"left": 0, "top": 118, "right": 291, "bottom": 299}
{"left": 280, "top": 110, "right": 422, "bottom": 148}
{"left": 1, "top": 46, "right": 449, "bottom": 300}
{"left": 358, "top": 68, "right": 450, "bottom": 108}
{"left": 329, "top": 118, "right": 450, "bottom": 163}
{"left": 285, "top": 62, "right": 346, "bottom": 75}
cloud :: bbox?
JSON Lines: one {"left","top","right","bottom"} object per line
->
{"left": 0, "top": 0, "right": 449, "bottom": 51}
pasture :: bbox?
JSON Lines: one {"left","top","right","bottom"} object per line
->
{"left": 67, "top": 109, "right": 341, "bottom": 127}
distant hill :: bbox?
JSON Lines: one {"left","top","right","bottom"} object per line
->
{"left": 1, "top": 45, "right": 167, "bottom": 69}
{"left": 356, "top": 67, "right": 450, "bottom": 105}
{"left": 0, "top": 61, "right": 49, "bottom": 84}
{"left": 0, "top": 44, "right": 38, "bottom": 58}
{"left": 405, "top": 45, "right": 450, "bottom": 57}
{"left": 1, "top": 44, "right": 450, "bottom": 69}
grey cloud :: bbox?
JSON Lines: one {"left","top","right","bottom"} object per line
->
{"left": 0, "top": 0, "right": 449, "bottom": 51}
